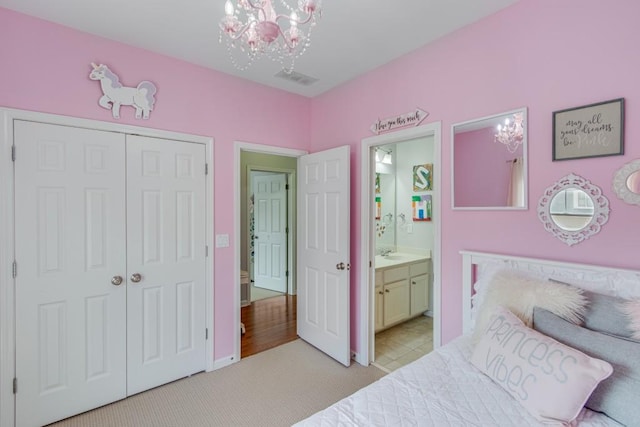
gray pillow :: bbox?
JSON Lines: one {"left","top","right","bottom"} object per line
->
{"left": 582, "top": 290, "right": 638, "bottom": 341}
{"left": 533, "top": 307, "right": 640, "bottom": 426}
{"left": 549, "top": 279, "right": 637, "bottom": 341}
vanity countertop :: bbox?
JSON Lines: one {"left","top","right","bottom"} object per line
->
{"left": 374, "top": 252, "right": 430, "bottom": 269}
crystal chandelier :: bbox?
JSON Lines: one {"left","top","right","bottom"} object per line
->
{"left": 219, "top": 0, "right": 322, "bottom": 72}
{"left": 494, "top": 112, "right": 524, "bottom": 153}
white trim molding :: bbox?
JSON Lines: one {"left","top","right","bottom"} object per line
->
{"left": 233, "top": 141, "right": 307, "bottom": 363}
{"left": 359, "top": 122, "right": 442, "bottom": 366}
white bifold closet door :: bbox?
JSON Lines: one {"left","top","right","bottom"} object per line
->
{"left": 125, "top": 134, "right": 206, "bottom": 395}
{"left": 14, "top": 122, "right": 206, "bottom": 427}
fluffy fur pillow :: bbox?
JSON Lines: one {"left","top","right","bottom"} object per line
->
{"left": 620, "top": 299, "right": 640, "bottom": 340}
{"left": 473, "top": 269, "right": 587, "bottom": 343}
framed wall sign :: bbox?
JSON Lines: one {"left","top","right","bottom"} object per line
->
{"left": 413, "top": 163, "right": 433, "bottom": 191}
{"left": 552, "top": 98, "right": 624, "bottom": 161}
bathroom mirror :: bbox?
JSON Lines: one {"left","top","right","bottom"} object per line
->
{"left": 452, "top": 107, "right": 528, "bottom": 210}
{"left": 537, "top": 173, "right": 610, "bottom": 246}
{"left": 612, "top": 159, "right": 640, "bottom": 206}
{"left": 375, "top": 145, "right": 396, "bottom": 251}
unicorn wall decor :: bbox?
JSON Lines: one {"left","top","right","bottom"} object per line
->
{"left": 89, "top": 63, "right": 157, "bottom": 120}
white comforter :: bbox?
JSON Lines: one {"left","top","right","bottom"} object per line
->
{"left": 294, "top": 336, "right": 621, "bottom": 427}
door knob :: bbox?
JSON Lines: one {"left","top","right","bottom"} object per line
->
{"left": 254, "top": 235, "right": 259, "bottom": 239}
{"left": 336, "top": 262, "right": 345, "bottom": 270}
{"left": 130, "top": 273, "right": 142, "bottom": 283}
{"left": 111, "top": 275, "right": 123, "bottom": 286}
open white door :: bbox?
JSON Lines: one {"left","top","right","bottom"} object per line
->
{"left": 297, "top": 145, "right": 350, "bottom": 366}
{"left": 253, "top": 173, "right": 287, "bottom": 293}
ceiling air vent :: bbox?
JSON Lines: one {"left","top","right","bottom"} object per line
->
{"left": 274, "top": 70, "right": 318, "bottom": 86}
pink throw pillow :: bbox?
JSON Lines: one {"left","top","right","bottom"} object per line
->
{"left": 470, "top": 306, "right": 613, "bottom": 424}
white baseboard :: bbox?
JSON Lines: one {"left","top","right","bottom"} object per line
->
{"left": 212, "top": 354, "right": 239, "bottom": 371}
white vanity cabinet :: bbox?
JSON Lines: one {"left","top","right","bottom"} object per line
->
{"left": 410, "top": 261, "right": 430, "bottom": 316}
{"left": 375, "top": 258, "right": 431, "bottom": 332}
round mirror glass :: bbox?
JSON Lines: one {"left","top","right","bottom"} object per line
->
{"left": 549, "top": 188, "right": 594, "bottom": 231}
{"left": 538, "top": 173, "right": 609, "bottom": 246}
{"left": 626, "top": 170, "right": 640, "bottom": 194}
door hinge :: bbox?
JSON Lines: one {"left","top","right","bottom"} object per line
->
{"left": 369, "top": 261, "right": 372, "bottom": 268}
{"left": 12, "top": 260, "right": 17, "bottom": 278}
{"left": 286, "top": 227, "right": 289, "bottom": 234}
{"left": 285, "top": 184, "right": 289, "bottom": 190}
{"left": 13, "top": 378, "right": 17, "bottom": 394}
{"left": 11, "top": 145, "right": 16, "bottom": 162}
{"left": 286, "top": 270, "right": 289, "bottom": 277}
{"left": 205, "top": 163, "right": 209, "bottom": 175}
{"left": 205, "top": 328, "right": 209, "bottom": 340}
{"left": 205, "top": 245, "right": 209, "bottom": 257}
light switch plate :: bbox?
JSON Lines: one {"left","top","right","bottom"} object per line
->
{"left": 215, "top": 234, "right": 230, "bottom": 248}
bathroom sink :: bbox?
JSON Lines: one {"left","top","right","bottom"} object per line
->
{"left": 383, "top": 255, "right": 407, "bottom": 261}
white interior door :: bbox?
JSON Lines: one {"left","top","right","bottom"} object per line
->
{"left": 125, "top": 135, "right": 207, "bottom": 395}
{"left": 253, "top": 173, "right": 287, "bottom": 293}
{"left": 14, "top": 121, "right": 127, "bottom": 427}
{"left": 297, "top": 145, "right": 350, "bottom": 366}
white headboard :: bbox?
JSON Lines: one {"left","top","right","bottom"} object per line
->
{"left": 460, "top": 251, "right": 640, "bottom": 334}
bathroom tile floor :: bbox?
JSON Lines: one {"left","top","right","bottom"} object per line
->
{"left": 373, "top": 315, "right": 433, "bottom": 373}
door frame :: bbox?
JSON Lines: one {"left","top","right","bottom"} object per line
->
{"left": 248, "top": 168, "right": 294, "bottom": 295}
{"left": 358, "top": 122, "right": 442, "bottom": 366}
{"left": 0, "top": 107, "right": 215, "bottom": 427}
{"left": 233, "top": 142, "right": 306, "bottom": 361}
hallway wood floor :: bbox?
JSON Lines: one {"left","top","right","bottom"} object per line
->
{"left": 241, "top": 294, "right": 297, "bottom": 358}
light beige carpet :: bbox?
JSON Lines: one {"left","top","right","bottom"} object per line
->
{"left": 50, "top": 340, "right": 385, "bottom": 427}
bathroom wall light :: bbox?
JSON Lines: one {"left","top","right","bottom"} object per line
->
{"left": 375, "top": 148, "right": 393, "bottom": 164}
{"left": 382, "top": 151, "right": 393, "bottom": 165}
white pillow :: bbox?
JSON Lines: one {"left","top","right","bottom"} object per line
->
{"left": 470, "top": 262, "right": 505, "bottom": 329}
{"left": 472, "top": 268, "right": 587, "bottom": 344}
{"left": 470, "top": 306, "right": 613, "bottom": 424}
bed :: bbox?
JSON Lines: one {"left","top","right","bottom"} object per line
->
{"left": 295, "top": 251, "right": 640, "bottom": 427}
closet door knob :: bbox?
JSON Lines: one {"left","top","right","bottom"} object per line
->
{"left": 130, "top": 273, "right": 142, "bottom": 283}
{"left": 111, "top": 276, "right": 123, "bottom": 286}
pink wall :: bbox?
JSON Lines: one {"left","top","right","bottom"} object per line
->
{"left": 454, "top": 126, "right": 520, "bottom": 207}
{"left": 3, "top": 0, "right": 640, "bottom": 362}
{"left": 0, "top": 8, "right": 311, "bottom": 361}
{"left": 311, "top": 0, "right": 640, "bottom": 348}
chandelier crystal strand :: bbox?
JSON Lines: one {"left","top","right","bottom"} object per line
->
{"left": 494, "top": 112, "right": 524, "bottom": 153}
{"left": 219, "top": 0, "right": 321, "bottom": 72}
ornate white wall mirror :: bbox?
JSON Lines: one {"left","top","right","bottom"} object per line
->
{"left": 451, "top": 107, "right": 528, "bottom": 210}
{"left": 613, "top": 159, "right": 640, "bottom": 206}
{"left": 537, "top": 173, "right": 610, "bottom": 246}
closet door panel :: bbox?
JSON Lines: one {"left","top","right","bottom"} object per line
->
{"left": 126, "top": 135, "right": 207, "bottom": 395}
{"left": 14, "top": 121, "right": 127, "bottom": 427}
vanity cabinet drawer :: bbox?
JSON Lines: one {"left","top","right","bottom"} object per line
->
{"left": 383, "top": 266, "right": 409, "bottom": 283}
{"left": 410, "top": 261, "right": 429, "bottom": 276}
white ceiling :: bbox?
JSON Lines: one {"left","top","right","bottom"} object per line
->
{"left": 0, "top": 0, "right": 520, "bottom": 97}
